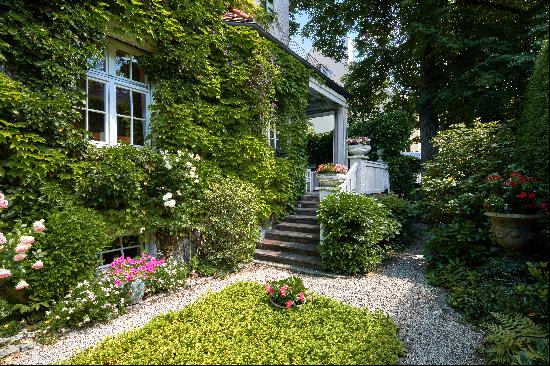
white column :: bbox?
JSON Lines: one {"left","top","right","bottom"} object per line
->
{"left": 334, "top": 106, "right": 347, "bottom": 165}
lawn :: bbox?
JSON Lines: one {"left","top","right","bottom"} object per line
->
{"left": 65, "top": 282, "right": 404, "bottom": 365}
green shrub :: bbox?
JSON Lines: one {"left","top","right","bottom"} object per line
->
{"left": 421, "top": 121, "right": 514, "bottom": 224}
{"left": 374, "top": 193, "right": 418, "bottom": 250}
{"left": 194, "top": 177, "right": 260, "bottom": 271}
{"left": 66, "top": 282, "right": 404, "bottom": 365}
{"left": 306, "top": 130, "right": 333, "bottom": 167}
{"left": 45, "top": 277, "right": 128, "bottom": 333}
{"left": 144, "top": 258, "right": 189, "bottom": 295}
{"left": 318, "top": 193, "right": 401, "bottom": 274}
{"left": 26, "top": 206, "right": 111, "bottom": 309}
{"left": 515, "top": 41, "right": 549, "bottom": 183}
{"left": 385, "top": 155, "right": 421, "bottom": 197}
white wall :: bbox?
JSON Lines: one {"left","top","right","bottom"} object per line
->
{"left": 310, "top": 114, "right": 334, "bottom": 134}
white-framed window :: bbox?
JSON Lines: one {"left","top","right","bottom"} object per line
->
{"left": 266, "top": 121, "right": 279, "bottom": 150}
{"left": 98, "top": 235, "right": 143, "bottom": 269}
{"left": 264, "top": 0, "right": 274, "bottom": 14}
{"left": 77, "top": 39, "right": 151, "bottom": 146}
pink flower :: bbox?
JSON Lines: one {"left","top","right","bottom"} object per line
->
{"left": 114, "top": 279, "right": 122, "bottom": 287}
{"left": 31, "top": 261, "right": 44, "bottom": 270}
{"left": 0, "top": 232, "right": 6, "bottom": 244}
{"left": 0, "top": 199, "right": 8, "bottom": 209}
{"left": 280, "top": 284, "right": 289, "bottom": 297}
{"left": 15, "top": 280, "right": 29, "bottom": 291}
{"left": 33, "top": 220, "right": 46, "bottom": 233}
{"left": 13, "top": 253, "right": 27, "bottom": 261}
{"left": 0, "top": 269, "right": 12, "bottom": 279}
{"left": 297, "top": 292, "right": 305, "bottom": 303}
{"left": 18, "top": 236, "right": 34, "bottom": 245}
{"left": 15, "top": 244, "right": 31, "bottom": 253}
{"left": 265, "top": 283, "right": 275, "bottom": 295}
{"left": 285, "top": 300, "right": 294, "bottom": 308}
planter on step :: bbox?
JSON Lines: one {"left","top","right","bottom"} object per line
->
{"left": 317, "top": 173, "right": 345, "bottom": 187}
{"left": 347, "top": 143, "right": 371, "bottom": 156}
{"left": 484, "top": 212, "right": 545, "bottom": 250}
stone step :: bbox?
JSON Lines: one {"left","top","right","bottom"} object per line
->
{"left": 284, "top": 215, "right": 319, "bottom": 225}
{"left": 294, "top": 207, "right": 318, "bottom": 216}
{"left": 254, "top": 249, "right": 322, "bottom": 270}
{"left": 258, "top": 239, "right": 318, "bottom": 256}
{"left": 301, "top": 194, "right": 320, "bottom": 202}
{"left": 264, "top": 229, "right": 320, "bottom": 244}
{"left": 274, "top": 222, "right": 320, "bottom": 234}
{"left": 296, "top": 200, "right": 319, "bottom": 209}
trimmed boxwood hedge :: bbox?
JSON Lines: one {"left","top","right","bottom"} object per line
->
{"left": 66, "top": 282, "right": 404, "bottom": 365}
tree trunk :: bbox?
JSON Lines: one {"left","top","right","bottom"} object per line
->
{"left": 418, "top": 46, "right": 439, "bottom": 163}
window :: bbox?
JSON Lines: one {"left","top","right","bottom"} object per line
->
{"left": 99, "top": 235, "right": 142, "bottom": 268}
{"left": 78, "top": 40, "right": 151, "bottom": 146}
{"left": 264, "top": 0, "right": 274, "bottom": 14}
{"left": 266, "top": 121, "right": 279, "bottom": 150}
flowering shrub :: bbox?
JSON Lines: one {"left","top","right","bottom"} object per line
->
{"left": 144, "top": 258, "right": 189, "bottom": 295}
{"left": 346, "top": 136, "right": 370, "bottom": 145}
{"left": 45, "top": 277, "right": 127, "bottom": 332}
{"left": 265, "top": 276, "right": 311, "bottom": 309}
{"left": 316, "top": 163, "right": 348, "bottom": 175}
{"left": 109, "top": 253, "right": 165, "bottom": 287}
{"left": 484, "top": 170, "right": 548, "bottom": 214}
{"left": 0, "top": 193, "right": 46, "bottom": 298}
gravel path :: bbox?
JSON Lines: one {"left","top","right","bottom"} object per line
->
{"left": 4, "top": 232, "right": 484, "bottom": 365}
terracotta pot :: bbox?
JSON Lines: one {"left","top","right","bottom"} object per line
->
{"left": 348, "top": 144, "right": 371, "bottom": 156}
{"left": 484, "top": 212, "right": 544, "bottom": 249}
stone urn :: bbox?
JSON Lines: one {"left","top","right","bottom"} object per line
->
{"left": 347, "top": 144, "right": 371, "bottom": 156}
{"left": 126, "top": 279, "right": 146, "bottom": 305}
{"left": 317, "top": 173, "right": 346, "bottom": 187}
{"left": 484, "top": 212, "right": 545, "bottom": 250}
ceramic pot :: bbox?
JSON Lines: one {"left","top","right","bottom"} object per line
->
{"left": 348, "top": 144, "right": 371, "bottom": 156}
{"left": 484, "top": 212, "right": 544, "bottom": 249}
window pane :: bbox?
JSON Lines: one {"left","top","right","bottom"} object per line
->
{"left": 88, "top": 111, "right": 106, "bottom": 141}
{"left": 116, "top": 87, "right": 131, "bottom": 116}
{"left": 132, "top": 55, "right": 145, "bottom": 82}
{"left": 117, "top": 116, "right": 131, "bottom": 144}
{"left": 121, "top": 236, "right": 139, "bottom": 247}
{"left": 88, "top": 80, "right": 105, "bottom": 111}
{"left": 115, "top": 49, "right": 131, "bottom": 79}
{"left": 89, "top": 48, "right": 106, "bottom": 72}
{"left": 102, "top": 250, "right": 122, "bottom": 266}
{"left": 132, "top": 91, "right": 146, "bottom": 119}
{"left": 75, "top": 109, "right": 85, "bottom": 130}
{"left": 133, "top": 119, "right": 145, "bottom": 145}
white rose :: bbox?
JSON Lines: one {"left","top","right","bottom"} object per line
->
{"left": 164, "top": 199, "right": 176, "bottom": 208}
{"left": 162, "top": 192, "right": 172, "bottom": 201}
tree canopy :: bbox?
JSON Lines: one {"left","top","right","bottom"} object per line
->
{"left": 291, "top": 0, "right": 548, "bottom": 160}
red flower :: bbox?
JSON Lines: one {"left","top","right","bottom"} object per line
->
{"left": 516, "top": 192, "right": 527, "bottom": 199}
{"left": 265, "top": 283, "right": 275, "bottom": 295}
{"left": 510, "top": 171, "right": 523, "bottom": 178}
{"left": 540, "top": 201, "right": 548, "bottom": 212}
{"left": 285, "top": 299, "right": 294, "bottom": 308}
{"left": 528, "top": 192, "right": 537, "bottom": 200}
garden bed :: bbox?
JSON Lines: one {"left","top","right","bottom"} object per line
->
{"left": 65, "top": 281, "right": 403, "bottom": 365}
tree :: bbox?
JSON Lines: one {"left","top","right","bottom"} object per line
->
{"left": 291, "top": 0, "right": 548, "bottom": 161}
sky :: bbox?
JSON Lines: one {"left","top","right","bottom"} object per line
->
{"left": 290, "top": 11, "right": 314, "bottom": 53}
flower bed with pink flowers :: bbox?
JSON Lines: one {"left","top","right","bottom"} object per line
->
{"left": 265, "top": 276, "right": 311, "bottom": 309}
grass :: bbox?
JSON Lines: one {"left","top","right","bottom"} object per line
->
{"left": 65, "top": 281, "right": 404, "bottom": 365}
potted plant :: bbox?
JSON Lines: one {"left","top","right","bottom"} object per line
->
{"left": 483, "top": 170, "right": 548, "bottom": 249}
{"left": 265, "top": 276, "right": 312, "bottom": 309}
{"left": 346, "top": 136, "right": 371, "bottom": 156}
{"left": 316, "top": 163, "right": 348, "bottom": 187}
{"left": 109, "top": 253, "right": 165, "bottom": 304}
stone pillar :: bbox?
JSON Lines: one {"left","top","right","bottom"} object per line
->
{"left": 348, "top": 154, "right": 368, "bottom": 194}
{"left": 333, "top": 106, "right": 348, "bottom": 165}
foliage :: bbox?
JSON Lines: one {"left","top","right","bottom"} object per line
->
{"left": 348, "top": 111, "right": 415, "bottom": 159}
{"left": 514, "top": 41, "right": 549, "bottom": 183}
{"left": 421, "top": 121, "right": 515, "bottom": 224}
{"left": 306, "top": 130, "right": 333, "bottom": 168}
{"left": 514, "top": 338, "right": 549, "bottom": 365}
{"left": 193, "top": 177, "right": 260, "bottom": 271}
{"left": 144, "top": 258, "right": 189, "bottom": 296}
{"left": 486, "top": 313, "right": 549, "bottom": 365}
{"left": 66, "top": 281, "right": 404, "bottom": 365}
{"left": 318, "top": 193, "right": 401, "bottom": 274}
{"left": 24, "top": 206, "right": 111, "bottom": 312}
{"left": 44, "top": 277, "right": 127, "bottom": 333}
{"left": 265, "top": 276, "right": 311, "bottom": 309}
{"left": 292, "top": 0, "right": 547, "bottom": 160}
{"left": 385, "top": 155, "right": 421, "bottom": 198}
{"left": 316, "top": 163, "right": 347, "bottom": 175}
{"left": 484, "top": 169, "right": 548, "bottom": 214}
{"left": 373, "top": 193, "right": 418, "bottom": 250}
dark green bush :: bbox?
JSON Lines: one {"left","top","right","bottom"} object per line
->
{"left": 373, "top": 193, "right": 418, "bottom": 250}
{"left": 67, "top": 282, "right": 404, "bottom": 365}
{"left": 306, "top": 130, "right": 333, "bottom": 167}
{"left": 194, "top": 177, "right": 260, "bottom": 271}
{"left": 26, "top": 206, "right": 111, "bottom": 309}
{"left": 385, "top": 155, "right": 421, "bottom": 197}
{"left": 515, "top": 41, "right": 549, "bottom": 183}
{"left": 318, "top": 193, "right": 401, "bottom": 274}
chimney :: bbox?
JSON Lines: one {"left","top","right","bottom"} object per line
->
{"left": 346, "top": 38, "right": 354, "bottom": 64}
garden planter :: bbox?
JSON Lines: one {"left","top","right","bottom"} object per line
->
{"left": 269, "top": 298, "right": 304, "bottom": 310}
{"left": 317, "top": 174, "right": 345, "bottom": 187}
{"left": 348, "top": 144, "right": 371, "bottom": 156}
{"left": 126, "top": 279, "right": 146, "bottom": 305}
{"left": 484, "top": 212, "right": 545, "bottom": 250}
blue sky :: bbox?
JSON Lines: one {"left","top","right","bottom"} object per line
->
{"left": 290, "top": 11, "right": 314, "bottom": 53}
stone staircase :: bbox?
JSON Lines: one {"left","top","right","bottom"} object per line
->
{"left": 254, "top": 193, "right": 322, "bottom": 270}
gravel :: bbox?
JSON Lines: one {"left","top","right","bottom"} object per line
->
{"left": 3, "top": 232, "right": 484, "bottom": 365}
